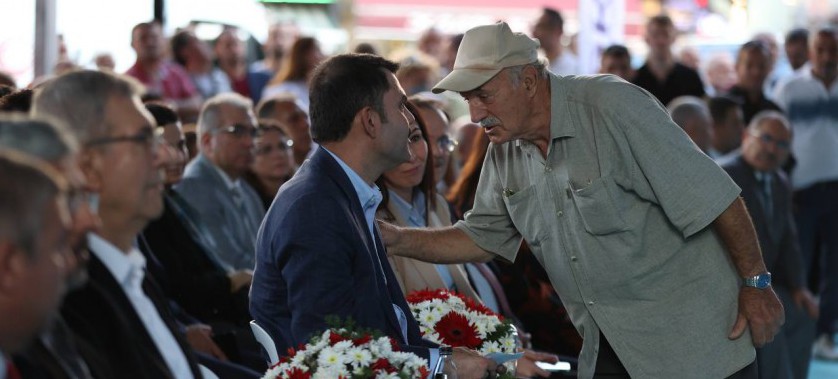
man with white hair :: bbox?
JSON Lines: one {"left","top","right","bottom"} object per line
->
{"left": 175, "top": 93, "right": 265, "bottom": 270}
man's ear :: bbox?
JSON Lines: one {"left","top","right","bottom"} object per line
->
{"left": 358, "top": 106, "right": 379, "bottom": 138}
{"left": 0, "top": 242, "right": 25, "bottom": 293}
{"left": 199, "top": 132, "right": 214, "bottom": 154}
{"left": 523, "top": 65, "right": 539, "bottom": 97}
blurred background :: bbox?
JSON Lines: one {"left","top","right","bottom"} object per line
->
{"left": 1, "top": 0, "right": 835, "bottom": 87}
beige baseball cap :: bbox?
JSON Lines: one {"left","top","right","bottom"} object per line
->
{"left": 432, "top": 22, "right": 540, "bottom": 94}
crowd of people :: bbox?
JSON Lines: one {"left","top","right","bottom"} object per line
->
{"left": 0, "top": 5, "right": 836, "bottom": 379}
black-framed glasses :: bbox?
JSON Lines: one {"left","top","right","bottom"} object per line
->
{"left": 217, "top": 124, "right": 257, "bottom": 138}
{"left": 85, "top": 127, "right": 160, "bottom": 150}
{"left": 254, "top": 139, "right": 294, "bottom": 155}
{"left": 749, "top": 131, "right": 790, "bottom": 150}
{"left": 437, "top": 135, "right": 457, "bottom": 153}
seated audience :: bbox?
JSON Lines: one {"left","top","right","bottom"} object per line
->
{"left": 708, "top": 96, "right": 746, "bottom": 162}
{"left": 243, "top": 122, "right": 295, "bottom": 210}
{"left": 175, "top": 93, "right": 265, "bottom": 270}
{"left": 255, "top": 94, "right": 314, "bottom": 166}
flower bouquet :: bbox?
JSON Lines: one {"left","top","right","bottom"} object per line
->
{"left": 406, "top": 289, "right": 520, "bottom": 377}
{"left": 262, "top": 321, "right": 430, "bottom": 379}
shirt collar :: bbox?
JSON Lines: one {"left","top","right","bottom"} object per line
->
{"left": 390, "top": 190, "right": 426, "bottom": 227}
{"left": 87, "top": 234, "right": 147, "bottom": 289}
{"left": 205, "top": 155, "right": 240, "bottom": 191}
{"left": 548, "top": 73, "right": 576, "bottom": 140}
{"left": 322, "top": 147, "right": 382, "bottom": 212}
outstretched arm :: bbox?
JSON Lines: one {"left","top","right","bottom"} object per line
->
{"left": 378, "top": 221, "right": 495, "bottom": 264}
{"left": 713, "top": 197, "right": 785, "bottom": 347}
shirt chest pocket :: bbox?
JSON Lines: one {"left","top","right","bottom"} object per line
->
{"left": 569, "top": 176, "right": 629, "bottom": 235}
{"left": 503, "top": 184, "right": 549, "bottom": 247}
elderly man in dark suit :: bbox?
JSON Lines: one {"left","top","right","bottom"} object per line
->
{"left": 249, "top": 54, "right": 497, "bottom": 379}
{"left": 33, "top": 70, "right": 205, "bottom": 379}
{"left": 175, "top": 93, "right": 265, "bottom": 270}
{"left": 722, "top": 111, "right": 817, "bottom": 379}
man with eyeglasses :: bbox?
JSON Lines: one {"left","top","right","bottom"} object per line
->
{"left": 722, "top": 111, "right": 817, "bottom": 379}
{"left": 0, "top": 115, "right": 100, "bottom": 379}
{"left": 773, "top": 27, "right": 838, "bottom": 361}
{"left": 33, "top": 69, "right": 205, "bottom": 379}
{"left": 0, "top": 150, "right": 74, "bottom": 379}
{"left": 175, "top": 92, "right": 265, "bottom": 271}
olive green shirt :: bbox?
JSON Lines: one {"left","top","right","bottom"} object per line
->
{"left": 455, "top": 74, "right": 754, "bottom": 378}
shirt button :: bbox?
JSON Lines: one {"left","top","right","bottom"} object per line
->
{"left": 571, "top": 256, "right": 577, "bottom": 261}
{"left": 545, "top": 166, "right": 552, "bottom": 172}
{"left": 557, "top": 210, "right": 563, "bottom": 217}
{"left": 588, "top": 301, "right": 595, "bottom": 306}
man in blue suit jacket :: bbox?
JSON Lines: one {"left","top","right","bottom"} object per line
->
{"left": 250, "top": 54, "right": 496, "bottom": 378}
{"left": 722, "top": 111, "right": 817, "bottom": 379}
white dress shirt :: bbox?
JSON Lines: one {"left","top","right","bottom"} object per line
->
{"left": 88, "top": 234, "right": 194, "bottom": 379}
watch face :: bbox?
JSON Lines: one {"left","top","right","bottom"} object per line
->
{"left": 757, "top": 274, "right": 771, "bottom": 288}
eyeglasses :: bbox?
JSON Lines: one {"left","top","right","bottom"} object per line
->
{"left": 254, "top": 139, "right": 294, "bottom": 155}
{"left": 85, "top": 127, "right": 160, "bottom": 150}
{"left": 68, "top": 188, "right": 99, "bottom": 214}
{"left": 749, "top": 131, "right": 790, "bottom": 150}
{"left": 217, "top": 124, "right": 257, "bottom": 138}
{"left": 437, "top": 135, "right": 457, "bottom": 153}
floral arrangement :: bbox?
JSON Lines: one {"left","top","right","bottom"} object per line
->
{"left": 406, "top": 288, "right": 519, "bottom": 376}
{"left": 262, "top": 321, "right": 430, "bottom": 379}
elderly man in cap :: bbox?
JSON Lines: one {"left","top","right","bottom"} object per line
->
{"left": 380, "top": 22, "right": 784, "bottom": 379}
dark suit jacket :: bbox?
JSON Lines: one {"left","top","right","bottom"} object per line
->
{"left": 175, "top": 154, "right": 265, "bottom": 270}
{"left": 722, "top": 155, "right": 804, "bottom": 289}
{"left": 61, "top": 250, "right": 203, "bottom": 379}
{"left": 141, "top": 191, "right": 250, "bottom": 325}
{"left": 250, "top": 148, "right": 436, "bottom": 360}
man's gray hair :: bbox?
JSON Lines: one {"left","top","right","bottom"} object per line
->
{"left": 667, "top": 96, "right": 710, "bottom": 129}
{"left": 0, "top": 113, "right": 78, "bottom": 163}
{"left": 197, "top": 92, "right": 254, "bottom": 138}
{"left": 507, "top": 60, "right": 549, "bottom": 89}
{"left": 0, "top": 150, "right": 67, "bottom": 257}
{"left": 31, "top": 70, "right": 143, "bottom": 144}
{"left": 749, "top": 110, "right": 791, "bottom": 132}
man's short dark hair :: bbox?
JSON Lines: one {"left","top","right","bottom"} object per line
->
{"left": 170, "top": 30, "right": 193, "bottom": 66}
{"left": 708, "top": 96, "right": 741, "bottom": 123}
{"left": 308, "top": 54, "right": 399, "bottom": 143}
{"left": 145, "top": 102, "right": 179, "bottom": 126}
{"left": 786, "top": 28, "right": 809, "bottom": 45}
{"left": 602, "top": 44, "right": 631, "bottom": 60}
{"left": 648, "top": 14, "right": 674, "bottom": 29}
{"left": 0, "top": 89, "right": 33, "bottom": 112}
{"left": 542, "top": 7, "right": 564, "bottom": 31}
{"left": 737, "top": 40, "right": 771, "bottom": 64}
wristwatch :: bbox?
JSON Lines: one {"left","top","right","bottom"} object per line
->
{"left": 743, "top": 272, "right": 772, "bottom": 289}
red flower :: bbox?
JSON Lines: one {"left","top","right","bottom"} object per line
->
{"left": 388, "top": 337, "right": 401, "bottom": 351}
{"left": 371, "top": 358, "right": 396, "bottom": 373}
{"left": 352, "top": 335, "right": 372, "bottom": 346}
{"left": 406, "top": 288, "right": 449, "bottom": 303}
{"left": 419, "top": 365, "right": 430, "bottom": 379}
{"left": 329, "top": 331, "right": 348, "bottom": 345}
{"left": 434, "top": 312, "right": 482, "bottom": 349}
{"left": 284, "top": 367, "right": 312, "bottom": 379}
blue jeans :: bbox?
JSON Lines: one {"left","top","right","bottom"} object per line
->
{"left": 794, "top": 180, "right": 838, "bottom": 336}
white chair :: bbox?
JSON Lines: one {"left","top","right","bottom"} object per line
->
{"left": 250, "top": 320, "right": 279, "bottom": 365}
{"left": 198, "top": 364, "right": 219, "bottom": 379}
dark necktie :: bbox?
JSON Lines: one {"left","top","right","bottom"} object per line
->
{"left": 756, "top": 173, "right": 773, "bottom": 219}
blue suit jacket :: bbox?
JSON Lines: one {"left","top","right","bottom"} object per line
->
{"left": 175, "top": 154, "right": 266, "bottom": 270}
{"left": 250, "top": 147, "right": 435, "bottom": 360}
{"left": 722, "top": 155, "right": 804, "bottom": 290}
